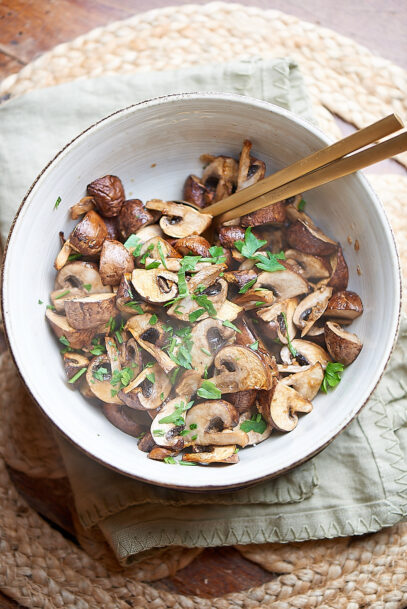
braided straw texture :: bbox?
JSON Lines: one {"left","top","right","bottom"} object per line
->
{"left": 1, "top": 3, "right": 407, "bottom": 607}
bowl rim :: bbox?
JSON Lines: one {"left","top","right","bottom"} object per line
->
{"left": 1, "top": 91, "right": 402, "bottom": 491}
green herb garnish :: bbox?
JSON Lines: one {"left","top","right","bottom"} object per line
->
{"left": 240, "top": 413, "right": 267, "bottom": 434}
{"left": 164, "top": 456, "right": 177, "bottom": 464}
{"left": 281, "top": 312, "right": 297, "bottom": 358}
{"left": 197, "top": 380, "right": 221, "bottom": 400}
{"left": 238, "top": 278, "right": 257, "bottom": 294}
{"left": 201, "top": 245, "right": 226, "bottom": 265}
{"left": 54, "top": 290, "right": 70, "bottom": 300}
{"left": 54, "top": 196, "right": 61, "bottom": 210}
{"left": 83, "top": 283, "right": 92, "bottom": 292}
{"left": 124, "top": 234, "right": 143, "bottom": 257}
{"left": 46, "top": 304, "right": 56, "bottom": 311}
{"left": 67, "top": 253, "right": 82, "bottom": 261}
{"left": 160, "top": 392, "right": 165, "bottom": 401}
{"left": 115, "top": 330, "right": 124, "bottom": 344}
{"left": 159, "top": 400, "right": 194, "bottom": 426}
{"left": 200, "top": 348, "right": 211, "bottom": 357}
{"left": 146, "top": 372, "right": 155, "bottom": 384}
{"left": 153, "top": 429, "right": 165, "bottom": 437}
{"left": 234, "top": 227, "right": 267, "bottom": 259}
{"left": 149, "top": 314, "right": 158, "bottom": 325}
{"left": 125, "top": 301, "right": 144, "bottom": 314}
{"left": 169, "top": 367, "right": 180, "bottom": 385}
{"left": 179, "top": 461, "right": 198, "bottom": 466}
{"left": 110, "top": 366, "right": 134, "bottom": 389}
{"left": 298, "top": 198, "right": 306, "bottom": 211}
{"left": 93, "top": 366, "right": 108, "bottom": 381}
{"left": 188, "top": 308, "right": 206, "bottom": 323}
{"left": 68, "top": 368, "right": 87, "bottom": 384}
{"left": 140, "top": 244, "right": 154, "bottom": 264}
{"left": 321, "top": 362, "right": 345, "bottom": 393}
{"left": 38, "top": 299, "right": 43, "bottom": 305}
{"left": 193, "top": 293, "right": 217, "bottom": 317}
{"left": 157, "top": 241, "right": 168, "bottom": 269}
{"left": 189, "top": 423, "right": 198, "bottom": 430}
{"left": 222, "top": 320, "right": 241, "bottom": 333}
{"left": 59, "top": 336, "right": 70, "bottom": 347}
{"left": 249, "top": 340, "right": 259, "bottom": 351}
{"left": 255, "top": 250, "right": 285, "bottom": 272}
{"left": 146, "top": 261, "right": 161, "bottom": 270}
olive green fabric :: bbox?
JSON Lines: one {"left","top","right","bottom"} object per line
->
{"left": 1, "top": 58, "right": 406, "bottom": 565}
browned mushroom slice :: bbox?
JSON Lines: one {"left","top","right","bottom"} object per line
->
{"left": 287, "top": 220, "right": 337, "bottom": 256}
{"left": 102, "top": 403, "right": 148, "bottom": 438}
{"left": 119, "top": 363, "right": 171, "bottom": 410}
{"left": 119, "top": 336, "right": 143, "bottom": 374}
{"left": 166, "top": 266, "right": 226, "bottom": 322}
{"left": 51, "top": 287, "right": 85, "bottom": 313}
{"left": 280, "top": 362, "right": 324, "bottom": 400}
{"left": 239, "top": 411, "right": 272, "bottom": 445}
{"left": 55, "top": 261, "right": 111, "bottom": 295}
{"left": 148, "top": 446, "right": 180, "bottom": 461}
{"left": 134, "top": 224, "right": 163, "bottom": 243}
{"left": 138, "top": 431, "right": 156, "bottom": 453}
{"left": 115, "top": 273, "right": 149, "bottom": 316}
{"left": 146, "top": 199, "right": 212, "bottom": 238}
{"left": 201, "top": 155, "right": 238, "bottom": 202}
{"left": 99, "top": 239, "right": 134, "bottom": 286}
{"left": 64, "top": 293, "right": 117, "bottom": 330}
{"left": 184, "top": 400, "right": 248, "bottom": 447}
{"left": 305, "top": 322, "right": 326, "bottom": 346}
{"left": 324, "top": 290, "right": 363, "bottom": 321}
{"left": 68, "top": 210, "right": 108, "bottom": 256}
{"left": 218, "top": 225, "right": 246, "bottom": 248}
{"left": 324, "top": 321, "right": 363, "bottom": 365}
{"left": 102, "top": 216, "right": 120, "bottom": 241}
{"left": 216, "top": 300, "right": 243, "bottom": 321}
{"left": 54, "top": 239, "right": 73, "bottom": 270}
{"left": 63, "top": 352, "right": 89, "bottom": 387}
{"left": 284, "top": 249, "right": 331, "bottom": 280}
{"left": 280, "top": 339, "right": 331, "bottom": 369}
{"left": 138, "top": 236, "right": 181, "bottom": 263}
{"left": 150, "top": 397, "right": 191, "bottom": 449}
{"left": 125, "top": 314, "right": 177, "bottom": 373}
{"left": 131, "top": 268, "right": 178, "bottom": 304}
{"left": 225, "top": 389, "right": 257, "bottom": 414}
{"left": 209, "top": 345, "right": 272, "bottom": 392}
{"left": 236, "top": 140, "right": 266, "bottom": 191}
{"left": 174, "top": 235, "right": 211, "bottom": 257}
{"left": 118, "top": 199, "right": 160, "bottom": 239}
{"left": 241, "top": 201, "right": 286, "bottom": 228}
{"left": 183, "top": 175, "right": 214, "bottom": 208}
{"left": 104, "top": 335, "right": 121, "bottom": 374}
{"left": 234, "top": 287, "right": 275, "bottom": 310}
{"left": 256, "top": 298, "right": 298, "bottom": 344}
{"left": 70, "top": 196, "right": 96, "bottom": 220}
{"left": 87, "top": 175, "right": 125, "bottom": 217}
{"left": 174, "top": 370, "right": 202, "bottom": 398}
{"left": 190, "top": 318, "right": 236, "bottom": 374}
{"left": 86, "top": 355, "right": 122, "bottom": 404}
{"left": 223, "top": 269, "right": 258, "bottom": 290}
{"left": 182, "top": 446, "right": 239, "bottom": 464}
{"left": 327, "top": 246, "right": 349, "bottom": 291}
{"left": 234, "top": 316, "right": 278, "bottom": 381}
{"left": 45, "top": 309, "right": 95, "bottom": 349}
{"left": 259, "top": 381, "right": 312, "bottom": 432}
{"left": 292, "top": 286, "right": 333, "bottom": 337}
{"left": 256, "top": 266, "right": 310, "bottom": 300}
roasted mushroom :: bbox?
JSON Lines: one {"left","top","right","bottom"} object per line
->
{"left": 256, "top": 266, "right": 310, "bottom": 300}
{"left": 87, "top": 175, "right": 125, "bottom": 217}
{"left": 284, "top": 249, "right": 331, "bottom": 280}
{"left": 190, "top": 318, "right": 236, "bottom": 374}
{"left": 103, "top": 403, "right": 149, "bottom": 437}
{"left": 46, "top": 309, "right": 95, "bottom": 349}
{"left": 55, "top": 261, "right": 111, "bottom": 295}
{"left": 324, "top": 321, "right": 363, "bottom": 365}
{"left": 256, "top": 298, "right": 298, "bottom": 344}
{"left": 119, "top": 363, "right": 171, "bottom": 410}
{"left": 324, "top": 290, "right": 363, "bottom": 322}
{"left": 259, "top": 381, "right": 313, "bottom": 432}
{"left": 183, "top": 175, "right": 214, "bottom": 208}
{"left": 117, "top": 199, "right": 160, "bottom": 239}
{"left": 201, "top": 155, "right": 238, "bottom": 202}
{"left": 63, "top": 352, "right": 89, "bottom": 387}
{"left": 218, "top": 225, "right": 246, "bottom": 249}
{"left": 184, "top": 400, "right": 249, "bottom": 446}
{"left": 287, "top": 219, "right": 337, "bottom": 256}
{"left": 131, "top": 268, "right": 178, "bottom": 304}
{"left": 292, "top": 286, "right": 333, "bottom": 337}
{"left": 86, "top": 355, "right": 122, "bottom": 404}
{"left": 236, "top": 140, "right": 266, "bottom": 191}
{"left": 99, "top": 239, "right": 134, "bottom": 286}
{"left": 280, "top": 339, "right": 331, "bottom": 370}
{"left": 150, "top": 397, "right": 191, "bottom": 449}
{"left": 280, "top": 362, "right": 324, "bottom": 400}
{"left": 182, "top": 446, "right": 239, "bottom": 464}
{"left": 125, "top": 314, "right": 177, "bottom": 373}
{"left": 146, "top": 199, "right": 212, "bottom": 238}
{"left": 174, "top": 235, "right": 212, "bottom": 258}
{"left": 327, "top": 246, "right": 349, "bottom": 291}
{"left": 64, "top": 293, "right": 117, "bottom": 330}
{"left": 69, "top": 210, "right": 108, "bottom": 256}
{"left": 209, "top": 345, "right": 272, "bottom": 393}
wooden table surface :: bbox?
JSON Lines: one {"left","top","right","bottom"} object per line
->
{"left": 0, "top": 2, "right": 406, "bottom": 607}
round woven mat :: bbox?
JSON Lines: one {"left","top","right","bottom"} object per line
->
{"left": 1, "top": 4, "right": 407, "bottom": 608}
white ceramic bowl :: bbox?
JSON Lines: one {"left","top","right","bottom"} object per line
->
{"left": 2, "top": 93, "right": 401, "bottom": 490}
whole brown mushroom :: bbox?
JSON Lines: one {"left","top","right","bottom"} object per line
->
{"left": 99, "top": 239, "right": 134, "bottom": 286}
{"left": 69, "top": 210, "right": 108, "bottom": 256}
{"left": 87, "top": 175, "right": 125, "bottom": 217}
{"left": 118, "top": 199, "right": 160, "bottom": 239}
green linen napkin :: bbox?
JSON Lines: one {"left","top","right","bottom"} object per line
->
{"left": 1, "top": 58, "right": 406, "bottom": 565}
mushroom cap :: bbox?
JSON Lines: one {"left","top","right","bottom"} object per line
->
{"left": 234, "top": 287, "right": 275, "bottom": 310}
{"left": 86, "top": 355, "right": 123, "bottom": 404}
{"left": 55, "top": 261, "right": 111, "bottom": 294}
{"left": 284, "top": 249, "right": 331, "bottom": 280}
{"left": 175, "top": 370, "right": 202, "bottom": 398}
{"left": 324, "top": 290, "right": 363, "bottom": 321}
{"left": 51, "top": 287, "right": 85, "bottom": 313}
{"left": 190, "top": 318, "right": 236, "bottom": 374}
{"left": 146, "top": 199, "right": 212, "bottom": 238}
{"left": 256, "top": 297, "right": 298, "bottom": 344}
{"left": 324, "top": 321, "right": 363, "bottom": 365}
{"left": 174, "top": 235, "right": 212, "bottom": 258}
{"left": 184, "top": 400, "right": 248, "bottom": 447}
{"left": 182, "top": 446, "right": 239, "bottom": 464}
{"left": 256, "top": 265, "right": 310, "bottom": 300}
{"left": 218, "top": 226, "right": 246, "bottom": 249}
{"left": 287, "top": 219, "right": 338, "bottom": 256}
{"left": 119, "top": 363, "right": 171, "bottom": 410}
{"left": 138, "top": 236, "right": 181, "bottom": 261}
{"left": 134, "top": 223, "right": 163, "bottom": 243}
{"left": 87, "top": 174, "right": 125, "bottom": 217}
{"left": 327, "top": 246, "right": 349, "bottom": 291}
{"left": 45, "top": 309, "right": 95, "bottom": 349}
{"left": 150, "top": 397, "right": 190, "bottom": 448}
{"left": 211, "top": 345, "right": 272, "bottom": 392}
{"left": 99, "top": 239, "right": 134, "bottom": 286}
{"left": 292, "top": 286, "right": 333, "bottom": 337}
{"left": 64, "top": 293, "right": 117, "bottom": 330}
{"left": 225, "top": 389, "right": 258, "bottom": 414}
{"left": 241, "top": 201, "right": 286, "bottom": 228}
{"left": 259, "top": 381, "right": 313, "bottom": 432}
{"left": 223, "top": 269, "right": 258, "bottom": 290}
{"left": 236, "top": 140, "right": 266, "bottom": 192}
{"left": 201, "top": 156, "right": 238, "bottom": 202}
{"left": 280, "top": 362, "right": 324, "bottom": 400}
{"left": 70, "top": 196, "right": 95, "bottom": 220}
{"left": 216, "top": 300, "right": 243, "bottom": 322}
{"left": 69, "top": 210, "right": 108, "bottom": 256}
{"left": 183, "top": 174, "right": 214, "bottom": 209}
{"left": 280, "top": 339, "right": 331, "bottom": 369}
{"left": 118, "top": 199, "right": 160, "bottom": 239}
{"left": 102, "top": 403, "right": 148, "bottom": 437}
{"left": 131, "top": 268, "right": 178, "bottom": 303}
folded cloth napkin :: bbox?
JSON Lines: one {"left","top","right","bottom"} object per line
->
{"left": 1, "top": 58, "right": 406, "bottom": 565}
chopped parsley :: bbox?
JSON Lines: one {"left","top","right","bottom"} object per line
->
{"left": 249, "top": 340, "right": 259, "bottom": 351}
{"left": 125, "top": 301, "right": 144, "bottom": 314}
{"left": 298, "top": 198, "right": 306, "bottom": 211}
{"left": 68, "top": 367, "right": 87, "bottom": 384}
{"left": 200, "top": 348, "right": 211, "bottom": 357}
{"left": 159, "top": 400, "right": 194, "bottom": 426}
{"left": 281, "top": 312, "right": 297, "bottom": 358}
{"left": 54, "top": 290, "right": 70, "bottom": 300}
{"left": 38, "top": 299, "right": 43, "bottom": 305}
{"left": 238, "top": 278, "right": 257, "bottom": 294}
{"left": 240, "top": 413, "right": 267, "bottom": 434}
{"left": 197, "top": 380, "right": 221, "bottom": 400}
{"left": 149, "top": 314, "right": 158, "bottom": 325}
{"left": 54, "top": 196, "right": 61, "bottom": 210}
{"left": 115, "top": 330, "right": 124, "bottom": 344}
{"left": 46, "top": 304, "right": 56, "bottom": 311}
{"left": 188, "top": 308, "right": 206, "bottom": 323}
{"left": 160, "top": 392, "right": 165, "bottom": 401}
{"left": 59, "top": 335, "right": 70, "bottom": 347}
{"left": 157, "top": 241, "right": 168, "bottom": 269}
{"left": 164, "top": 456, "right": 177, "bottom": 464}
{"left": 83, "top": 283, "right": 92, "bottom": 292}
{"left": 222, "top": 320, "right": 241, "bottom": 333}
{"left": 146, "top": 261, "right": 160, "bottom": 270}
{"left": 139, "top": 244, "right": 154, "bottom": 264}
{"left": 164, "top": 325, "right": 193, "bottom": 369}
{"left": 254, "top": 250, "right": 285, "bottom": 272}
{"left": 89, "top": 338, "right": 106, "bottom": 356}
{"left": 234, "top": 227, "right": 267, "bottom": 259}
{"left": 124, "top": 234, "right": 143, "bottom": 257}
{"left": 189, "top": 423, "right": 198, "bottom": 430}
{"left": 105, "top": 316, "right": 116, "bottom": 333}
{"left": 93, "top": 366, "right": 109, "bottom": 381}
{"left": 321, "top": 362, "right": 345, "bottom": 393}
{"left": 193, "top": 293, "right": 217, "bottom": 317}
{"left": 153, "top": 429, "right": 165, "bottom": 436}
{"left": 179, "top": 461, "right": 198, "bottom": 466}
{"left": 169, "top": 367, "right": 180, "bottom": 385}
{"left": 201, "top": 246, "right": 227, "bottom": 265}
{"left": 67, "top": 253, "right": 82, "bottom": 261}
{"left": 146, "top": 372, "right": 155, "bottom": 384}
{"left": 110, "top": 366, "right": 134, "bottom": 389}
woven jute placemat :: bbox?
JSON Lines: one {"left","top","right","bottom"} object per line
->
{"left": 1, "top": 4, "right": 407, "bottom": 607}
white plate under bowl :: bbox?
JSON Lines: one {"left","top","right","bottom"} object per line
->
{"left": 1, "top": 93, "right": 401, "bottom": 490}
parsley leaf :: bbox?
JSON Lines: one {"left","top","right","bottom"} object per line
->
{"left": 179, "top": 461, "right": 198, "bottom": 466}
{"left": 125, "top": 301, "right": 144, "bottom": 314}
{"left": 188, "top": 308, "right": 206, "bottom": 323}
{"left": 157, "top": 241, "right": 168, "bottom": 269}
{"left": 169, "top": 367, "right": 180, "bottom": 385}
{"left": 197, "top": 380, "right": 221, "bottom": 400}
{"left": 59, "top": 336, "right": 70, "bottom": 347}
{"left": 54, "top": 196, "right": 61, "bottom": 210}
{"left": 149, "top": 314, "right": 158, "bottom": 325}
{"left": 46, "top": 304, "right": 56, "bottom": 311}
{"left": 93, "top": 366, "right": 108, "bottom": 381}
{"left": 222, "top": 320, "right": 241, "bottom": 333}
{"left": 68, "top": 253, "right": 82, "bottom": 261}
{"left": 83, "top": 283, "right": 92, "bottom": 292}
{"left": 140, "top": 244, "right": 154, "bottom": 264}
{"left": 124, "top": 234, "right": 143, "bottom": 257}
{"left": 153, "top": 429, "right": 165, "bottom": 436}
{"left": 159, "top": 400, "right": 194, "bottom": 425}
{"left": 321, "top": 362, "right": 345, "bottom": 393}
{"left": 68, "top": 367, "right": 87, "bottom": 384}
{"left": 146, "top": 261, "right": 160, "bottom": 270}
{"left": 38, "top": 299, "right": 43, "bottom": 305}
{"left": 146, "top": 372, "right": 155, "bottom": 384}
{"left": 54, "top": 290, "right": 70, "bottom": 299}
{"left": 200, "top": 348, "right": 211, "bottom": 357}
{"left": 249, "top": 340, "right": 259, "bottom": 351}
{"left": 240, "top": 413, "right": 267, "bottom": 434}
{"left": 201, "top": 246, "right": 226, "bottom": 265}
{"left": 254, "top": 250, "right": 286, "bottom": 272}
{"left": 110, "top": 366, "right": 134, "bottom": 389}
{"left": 281, "top": 312, "right": 297, "bottom": 358}
{"left": 238, "top": 278, "right": 257, "bottom": 294}
{"left": 193, "top": 293, "right": 217, "bottom": 317}
{"left": 164, "top": 456, "right": 177, "bottom": 464}
{"left": 90, "top": 338, "right": 106, "bottom": 356}
{"left": 234, "top": 227, "right": 267, "bottom": 259}
{"left": 298, "top": 198, "right": 306, "bottom": 211}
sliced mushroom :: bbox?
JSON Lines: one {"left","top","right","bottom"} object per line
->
{"left": 138, "top": 236, "right": 180, "bottom": 263}
{"left": 239, "top": 411, "right": 272, "bottom": 445}
{"left": 86, "top": 355, "right": 122, "bottom": 404}
{"left": 234, "top": 316, "right": 278, "bottom": 381}
{"left": 284, "top": 249, "right": 331, "bottom": 280}
{"left": 102, "top": 403, "right": 148, "bottom": 438}
{"left": 241, "top": 201, "right": 286, "bottom": 228}
{"left": 183, "top": 174, "right": 214, "bottom": 208}
{"left": 70, "top": 196, "right": 96, "bottom": 220}
{"left": 125, "top": 314, "right": 177, "bottom": 373}
{"left": 105, "top": 335, "right": 121, "bottom": 374}
{"left": 87, "top": 175, "right": 125, "bottom": 217}
{"left": 327, "top": 246, "right": 349, "bottom": 291}
{"left": 174, "top": 235, "right": 211, "bottom": 257}
{"left": 146, "top": 199, "right": 212, "bottom": 238}
{"left": 190, "top": 318, "right": 236, "bottom": 374}
{"left": 256, "top": 266, "right": 310, "bottom": 300}
{"left": 150, "top": 397, "right": 190, "bottom": 449}
{"left": 115, "top": 273, "right": 147, "bottom": 316}
{"left": 63, "top": 352, "right": 89, "bottom": 387}
{"left": 218, "top": 225, "right": 246, "bottom": 248}
{"left": 134, "top": 223, "right": 163, "bottom": 243}
{"left": 324, "top": 321, "right": 363, "bottom": 365}
{"left": 119, "top": 363, "right": 171, "bottom": 410}
{"left": 292, "top": 286, "right": 333, "bottom": 337}
{"left": 131, "top": 268, "right": 178, "bottom": 304}
{"left": 201, "top": 155, "right": 238, "bottom": 202}
{"left": 54, "top": 239, "right": 73, "bottom": 271}
{"left": 280, "top": 339, "right": 331, "bottom": 369}
{"left": 209, "top": 345, "right": 272, "bottom": 392}
{"left": 45, "top": 309, "right": 95, "bottom": 349}
{"left": 55, "top": 261, "right": 111, "bottom": 294}
{"left": 216, "top": 300, "right": 243, "bottom": 321}
{"left": 280, "top": 362, "right": 324, "bottom": 400}
{"left": 99, "top": 239, "right": 134, "bottom": 286}
{"left": 225, "top": 389, "right": 257, "bottom": 414}
{"left": 256, "top": 298, "right": 298, "bottom": 344}
{"left": 223, "top": 269, "right": 258, "bottom": 290}
{"left": 118, "top": 199, "right": 160, "bottom": 239}
{"left": 64, "top": 293, "right": 117, "bottom": 330}
{"left": 174, "top": 370, "right": 202, "bottom": 398}
{"left": 259, "top": 381, "right": 312, "bottom": 432}
{"left": 119, "top": 336, "right": 143, "bottom": 373}
{"left": 167, "top": 266, "right": 226, "bottom": 322}
{"left": 138, "top": 431, "right": 156, "bottom": 453}
{"left": 234, "top": 287, "right": 275, "bottom": 310}
{"left": 149, "top": 446, "right": 180, "bottom": 461}
{"left": 182, "top": 446, "right": 239, "bottom": 464}
{"left": 287, "top": 219, "right": 337, "bottom": 256}
{"left": 305, "top": 322, "right": 326, "bottom": 346}
{"left": 184, "top": 400, "right": 248, "bottom": 447}
{"left": 69, "top": 210, "right": 108, "bottom": 256}
{"left": 324, "top": 290, "right": 363, "bottom": 321}
{"left": 236, "top": 140, "right": 266, "bottom": 191}
{"left": 51, "top": 287, "right": 85, "bottom": 313}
